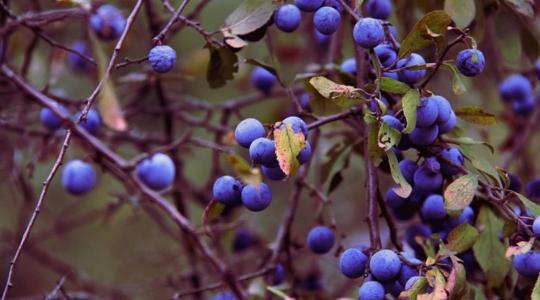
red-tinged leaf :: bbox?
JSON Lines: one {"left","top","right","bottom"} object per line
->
{"left": 274, "top": 123, "right": 305, "bottom": 177}
{"left": 505, "top": 238, "right": 535, "bottom": 258}
{"left": 447, "top": 256, "right": 467, "bottom": 299}
{"left": 419, "top": 269, "right": 448, "bottom": 300}
{"left": 444, "top": 175, "right": 478, "bottom": 215}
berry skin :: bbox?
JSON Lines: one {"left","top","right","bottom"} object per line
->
{"left": 499, "top": 74, "right": 532, "bottom": 102}
{"left": 421, "top": 194, "right": 447, "bottom": 222}
{"left": 369, "top": 249, "right": 402, "bottom": 281}
{"left": 297, "top": 141, "right": 312, "bottom": 164}
{"left": 340, "top": 58, "right": 357, "bottom": 75}
{"left": 298, "top": 93, "right": 311, "bottom": 109}
{"left": 365, "top": 0, "right": 392, "bottom": 20}
{"left": 241, "top": 183, "right": 272, "bottom": 212}
{"left": 397, "top": 53, "right": 427, "bottom": 84}
{"left": 262, "top": 166, "right": 287, "bottom": 181}
{"left": 251, "top": 67, "right": 277, "bottom": 94}
{"left": 307, "top": 226, "right": 335, "bottom": 254}
{"left": 89, "top": 4, "right": 126, "bottom": 40}
{"left": 295, "top": 0, "right": 324, "bottom": 12}
{"left": 447, "top": 206, "right": 475, "bottom": 228}
{"left": 432, "top": 95, "right": 452, "bottom": 124}
{"left": 513, "top": 251, "right": 540, "bottom": 278}
{"left": 212, "top": 176, "right": 242, "bottom": 205}
{"left": 40, "top": 105, "right": 68, "bottom": 131}
{"left": 413, "top": 158, "right": 443, "bottom": 194}
{"left": 234, "top": 118, "right": 266, "bottom": 148}
{"left": 274, "top": 4, "right": 302, "bottom": 33}
{"left": 416, "top": 97, "right": 439, "bottom": 128}
{"left": 533, "top": 216, "right": 540, "bottom": 237}
{"left": 439, "top": 110, "right": 457, "bottom": 134}
{"left": 313, "top": 7, "right": 341, "bottom": 35}
{"left": 382, "top": 114, "right": 404, "bottom": 131}
{"left": 526, "top": 178, "right": 540, "bottom": 198}
{"left": 249, "top": 138, "right": 278, "bottom": 167}
{"left": 409, "top": 124, "right": 439, "bottom": 147}
{"left": 353, "top": 18, "right": 385, "bottom": 49}
{"left": 135, "top": 153, "right": 176, "bottom": 190}
{"left": 74, "top": 109, "right": 101, "bottom": 135}
{"left": 439, "top": 147, "right": 464, "bottom": 177}
{"left": 399, "top": 259, "right": 420, "bottom": 286}
{"left": 508, "top": 173, "right": 522, "bottom": 192}
{"left": 339, "top": 248, "right": 368, "bottom": 278}
{"left": 512, "top": 96, "right": 535, "bottom": 117}
{"left": 282, "top": 116, "right": 308, "bottom": 137}
{"left": 67, "top": 41, "right": 93, "bottom": 73}
{"left": 358, "top": 281, "right": 385, "bottom": 300}
{"left": 212, "top": 291, "right": 237, "bottom": 300}
{"left": 374, "top": 43, "right": 397, "bottom": 68}
{"left": 148, "top": 45, "right": 176, "bottom": 73}
{"left": 61, "top": 160, "right": 97, "bottom": 195}
{"left": 383, "top": 280, "right": 404, "bottom": 297}
{"left": 232, "top": 227, "right": 255, "bottom": 252}
{"left": 404, "top": 276, "right": 423, "bottom": 290}
{"left": 384, "top": 71, "right": 399, "bottom": 80}
{"left": 272, "top": 263, "right": 285, "bottom": 285}
{"left": 399, "top": 159, "right": 418, "bottom": 185}
{"left": 456, "top": 49, "right": 485, "bottom": 77}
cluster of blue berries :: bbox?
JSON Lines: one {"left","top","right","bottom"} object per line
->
{"left": 40, "top": 106, "right": 101, "bottom": 136}
{"left": 274, "top": 0, "right": 343, "bottom": 35}
{"left": 89, "top": 4, "right": 126, "bottom": 41}
{"left": 499, "top": 73, "right": 536, "bottom": 117}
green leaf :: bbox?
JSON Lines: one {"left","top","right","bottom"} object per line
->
{"left": 505, "top": 0, "right": 535, "bottom": 18}
{"left": 222, "top": 153, "right": 262, "bottom": 185}
{"left": 308, "top": 76, "right": 364, "bottom": 108}
{"left": 398, "top": 10, "right": 452, "bottom": 58}
{"left": 274, "top": 123, "right": 306, "bottom": 177}
{"left": 514, "top": 192, "right": 540, "bottom": 216}
{"left": 473, "top": 206, "right": 510, "bottom": 288}
{"left": 454, "top": 106, "right": 496, "bottom": 125}
{"left": 445, "top": 64, "right": 467, "bottom": 95}
{"left": 387, "top": 149, "right": 413, "bottom": 198}
{"left": 468, "top": 284, "right": 487, "bottom": 300}
{"left": 419, "top": 268, "right": 447, "bottom": 300}
{"left": 448, "top": 257, "right": 467, "bottom": 300}
{"left": 444, "top": 136, "right": 494, "bottom": 153}
{"left": 444, "top": 175, "right": 478, "bottom": 214}
{"left": 444, "top": 0, "right": 476, "bottom": 28}
{"left": 450, "top": 132, "right": 499, "bottom": 184}
{"left": 532, "top": 274, "right": 540, "bottom": 300}
{"left": 378, "top": 122, "right": 401, "bottom": 151}
{"left": 446, "top": 223, "right": 479, "bottom": 253}
{"left": 202, "top": 200, "right": 226, "bottom": 224}
{"left": 206, "top": 44, "right": 239, "bottom": 88}
{"left": 378, "top": 77, "right": 411, "bottom": 94}
{"left": 402, "top": 89, "right": 421, "bottom": 134}
{"left": 223, "top": 0, "right": 276, "bottom": 35}
{"left": 89, "top": 30, "right": 127, "bottom": 131}
{"left": 505, "top": 238, "right": 535, "bottom": 258}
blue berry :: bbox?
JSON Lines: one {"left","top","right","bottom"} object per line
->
{"left": 262, "top": 166, "right": 287, "bottom": 181}
{"left": 297, "top": 141, "right": 312, "bottom": 164}
{"left": 212, "top": 291, "right": 237, "bottom": 300}
{"left": 513, "top": 251, "right": 540, "bottom": 278}
{"left": 233, "top": 227, "right": 255, "bottom": 252}
{"left": 67, "top": 41, "right": 93, "bottom": 73}
{"left": 339, "top": 248, "right": 368, "bottom": 278}
{"left": 235, "top": 118, "right": 266, "bottom": 148}
{"left": 416, "top": 97, "right": 439, "bottom": 128}
{"left": 406, "top": 224, "right": 432, "bottom": 254}
{"left": 40, "top": 105, "right": 68, "bottom": 131}
{"left": 438, "top": 110, "right": 457, "bottom": 134}
{"left": 365, "top": 0, "right": 392, "bottom": 19}
{"left": 212, "top": 176, "right": 242, "bottom": 205}
{"left": 533, "top": 216, "right": 540, "bottom": 237}
{"left": 272, "top": 263, "right": 285, "bottom": 285}
{"left": 135, "top": 153, "right": 176, "bottom": 190}
{"left": 431, "top": 95, "right": 452, "bottom": 124}
{"left": 526, "top": 178, "right": 540, "bottom": 198}
{"left": 413, "top": 158, "right": 443, "bottom": 193}
{"left": 324, "top": 0, "right": 344, "bottom": 12}
{"left": 404, "top": 276, "right": 423, "bottom": 290}
{"left": 399, "top": 159, "right": 418, "bottom": 185}
{"left": 456, "top": 49, "right": 485, "bottom": 77}
{"left": 384, "top": 71, "right": 399, "bottom": 80}
{"left": 241, "top": 183, "right": 272, "bottom": 212}
{"left": 374, "top": 43, "right": 397, "bottom": 68}
{"left": 148, "top": 45, "right": 176, "bottom": 73}
{"left": 251, "top": 67, "right": 277, "bottom": 94}
{"left": 282, "top": 116, "right": 308, "bottom": 137}
{"left": 313, "top": 7, "right": 341, "bottom": 35}
{"left": 447, "top": 206, "right": 474, "bottom": 228}
{"left": 74, "top": 109, "right": 101, "bottom": 135}
{"left": 399, "top": 261, "right": 420, "bottom": 286}
{"left": 274, "top": 4, "right": 302, "bottom": 33}
{"left": 439, "top": 147, "right": 464, "bottom": 177}
{"left": 421, "top": 194, "right": 447, "bottom": 222}
{"left": 340, "top": 58, "right": 356, "bottom": 75}
{"left": 499, "top": 74, "right": 532, "bottom": 102}
{"left": 295, "top": 0, "right": 324, "bottom": 12}
{"left": 89, "top": 4, "right": 126, "bottom": 40}
{"left": 249, "top": 138, "right": 278, "bottom": 167}
{"left": 385, "top": 187, "right": 405, "bottom": 210}
{"left": 512, "top": 95, "right": 535, "bottom": 117}
{"left": 358, "top": 281, "right": 385, "bottom": 300}
{"left": 383, "top": 280, "right": 404, "bottom": 297}
{"left": 409, "top": 124, "right": 439, "bottom": 146}
{"left": 353, "top": 18, "right": 384, "bottom": 49}
{"left": 382, "top": 114, "right": 404, "bottom": 131}
{"left": 307, "top": 225, "right": 335, "bottom": 254}
{"left": 61, "top": 160, "right": 97, "bottom": 195}
{"left": 508, "top": 173, "right": 522, "bottom": 192}
{"left": 397, "top": 53, "right": 427, "bottom": 85}
{"left": 298, "top": 92, "right": 311, "bottom": 109}
{"left": 369, "top": 249, "right": 402, "bottom": 280}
